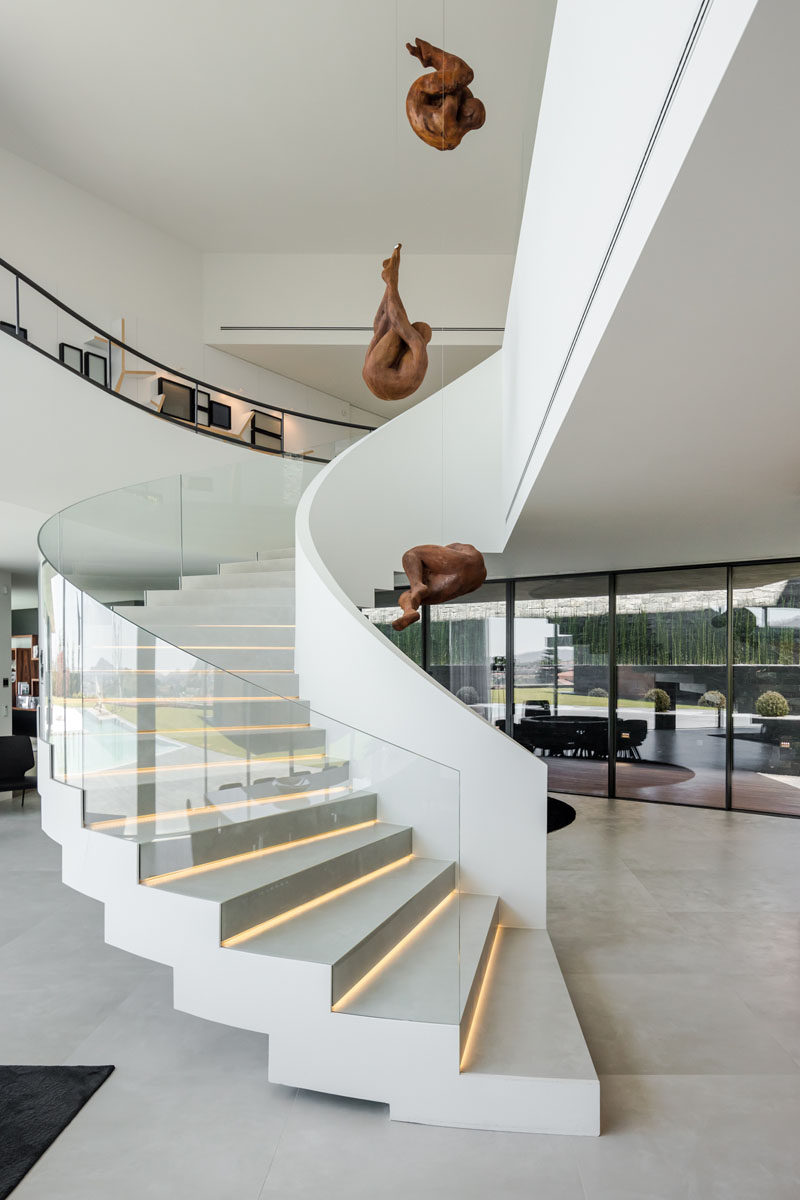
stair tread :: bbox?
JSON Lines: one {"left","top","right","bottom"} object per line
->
{"left": 122, "top": 788, "right": 373, "bottom": 844}
{"left": 182, "top": 572, "right": 295, "bottom": 588}
{"left": 235, "top": 856, "right": 453, "bottom": 965}
{"left": 463, "top": 929, "right": 597, "bottom": 1082}
{"left": 336, "top": 893, "right": 498, "bottom": 1026}
{"left": 153, "top": 821, "right": 410, "bottom": 902}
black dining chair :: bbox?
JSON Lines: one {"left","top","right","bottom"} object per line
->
{"left": 0, "top": 735, "right": 36, "bottom": 806}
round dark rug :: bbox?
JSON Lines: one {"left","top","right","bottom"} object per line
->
{"left": 547, "top": 796, "right": 576, "bottom": 833}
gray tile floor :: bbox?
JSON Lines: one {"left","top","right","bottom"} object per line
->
{"left": 2, "top": 792, "right": 799, "bottom": 1198}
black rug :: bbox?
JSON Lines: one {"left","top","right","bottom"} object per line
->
{"left": 547, "top": 796, "right": 576, "bottom": 833}
{"left": 0, "top": 1065, "right": 114, "bottom": 1198}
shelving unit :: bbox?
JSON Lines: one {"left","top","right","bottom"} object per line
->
{"left": 11, "top": 633, "right": 38, "bottom": 707}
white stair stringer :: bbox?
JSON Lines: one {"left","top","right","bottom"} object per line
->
{"left": 293, "top": 353, "right": 600, "bottom": 1134}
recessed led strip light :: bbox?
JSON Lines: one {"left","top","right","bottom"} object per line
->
{"left": 87, "top": 784, "right": 352, "bottom": 830}
{"left": 332, "top": 892, "right": 456, "bottom": 1011}
{"left": 143, "top": 820, "right": 377, "bottom": 886}
{"left": 83, "top": 751, "right": 330, "bottom": 779}
{"left": 459, "top": 924, "right": 503, "bottom": 1072}
{"left": 222, "top": 854, "right": 413, "bottom": 947}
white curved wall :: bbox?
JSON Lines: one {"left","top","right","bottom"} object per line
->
{"left": 296, "top": 354, "right": 546, "bottom": 927}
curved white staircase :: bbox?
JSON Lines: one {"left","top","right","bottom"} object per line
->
{"left": 39, "top": 490, "right": 599, "bottom": 1134}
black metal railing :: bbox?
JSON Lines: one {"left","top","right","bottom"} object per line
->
{"left": 0, "top": 256, "right": 377, "bottom": 463}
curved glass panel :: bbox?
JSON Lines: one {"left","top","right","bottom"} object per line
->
{"left": 38, "top": 456, "right": 462, "bottom": 1027}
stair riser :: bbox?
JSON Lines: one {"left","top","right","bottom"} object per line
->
{"left": 194, "top": 699, "right": 309, "bottom": 724}
{"left": 84, "top": 724, "right": 324, "bottom": 758}
{"left": 331, "top": 863, "right": 456, "bottom": 1005}
{"left": 97, "top": 700, "right": 309, "bottom": 727}
{"left": 124, "top": 624, "right": 295, "bottom": 649}
{"left": 182, "top": 647, "right": 296, "bottom": 671}
{"left": 88, "top": 647, "right": 296, "bottom": 673}
{"left": 219, "top": 558, "right": 295, "bottom": 575}
{"left": 124, "top": 605, "right": 296, "bottom": 626}
{"left": 256, "top": 547, "right": 295, "bottom": 560}
{"left": 220, "top": 828, "right": 413, "bottom": 941}
{"left": 458, "top": 899, "right": 500, "bottom": 1057}
{"left": 140, "top": 792, "right": 379, "bottom": 878}
{"left": 143, "top": 588, "right": 295, "bottom": 607}
{"left": 83, "top": 760, "right": 350, "bottom": 821}
{"left": 225, "top": 669, "right": 300, "bottom": 693}
{"left": 181, "top": 572, "right": 295, "bottom": 590}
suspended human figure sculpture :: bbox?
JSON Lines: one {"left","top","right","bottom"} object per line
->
{"left": 392, "top": 543, "right": 487, "bottom": 631}
{"left": 405, "top": 37, "right": 486, "bottom": 151}
{"left": 362, "top": 243, "right": 432, "bottom": 402}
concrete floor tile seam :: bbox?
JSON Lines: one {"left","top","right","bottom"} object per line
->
{"left": 255, "top": 1085, "right": 301, "bottom": 1200}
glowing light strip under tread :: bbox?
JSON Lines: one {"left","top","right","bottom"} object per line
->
{"left": 332, "top": 892, "right": 457, "bottom": 1011}
{"left": 222, "top": 855, "right": 413, "bottom": 947}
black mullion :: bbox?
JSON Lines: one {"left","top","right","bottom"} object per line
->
{"left": 421, "top": 601, "right": 430, "bottom": 675}
{"left": 608, "top": 573, "right": 618, "bottom": 798}
{"left": 726, "top": 565, "right": 734, "bottom": 810}
{"left": 505, "top": 580, "right": 514, "bottom": 735}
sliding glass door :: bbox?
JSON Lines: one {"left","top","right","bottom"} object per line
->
{"left": 428, "top": 582, "right": 507, "bottom": 725}
{"left": 731, "top": 563, "right": 800, "bottom": 816}
{"left": 513, "top": 576, "right": 610, "bottom": 796}
{"left": 615, "top": 568, "right": 727, "bottom": 807}
{"left": 365, "top": 559, "right": 800, "bottom": 817}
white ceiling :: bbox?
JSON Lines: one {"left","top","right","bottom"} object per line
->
{"left": 496, "top": 0, "right": 800, "bottom": 578}
{"left": 0, "top": 0, "right": 554, "bottom": 255}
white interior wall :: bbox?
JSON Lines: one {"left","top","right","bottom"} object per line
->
{"left": 500, "top": 0, "right": 758, "bottom": 540}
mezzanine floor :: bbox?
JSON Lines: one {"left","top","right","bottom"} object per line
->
{"left": 2, "top": 792, "right": 799, "bottom": 1198}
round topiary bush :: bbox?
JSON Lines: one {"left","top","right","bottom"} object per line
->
{"left": 699, "top": 690, "right": 726, "bottom": 709}
{"left": 643, "top": 687, "right": 671, "bottom": 712}
{"left": 588, "top": 687, "right": 608, "bottom": 698}
{"left": 756, "top": 690, "right": 790, "bottom": 717}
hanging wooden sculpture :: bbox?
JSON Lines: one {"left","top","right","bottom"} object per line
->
{"left": 362, "top": 244, "right": 432, "bottom": 402}
{"left": 392, "top": 543, "right": 487, "bottom": 631}
{"left": 405, "top": 38, "right": 486, "bottom": 151}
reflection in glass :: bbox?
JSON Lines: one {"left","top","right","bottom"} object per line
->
{"left": 428, "top": 582, "right": 506, "bottom": 724}
{"left": 362, "top": 588, "right": 424, "bottom": 668}
{"left": 512, "top": 576, "right": 609, "bottom": 796}
{"left": 731, "top": 563, "right": 800, "bottom": 816}
{"left": 615, "top": 568, "right": 727, "bottom": 807}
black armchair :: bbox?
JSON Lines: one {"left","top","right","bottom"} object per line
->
{"left": 0, "top": 735, "right": 36, "bottom": 806}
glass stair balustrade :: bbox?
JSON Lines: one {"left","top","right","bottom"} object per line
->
{"left": 36, "top": 453, "right": 598, "bottom": 1134}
